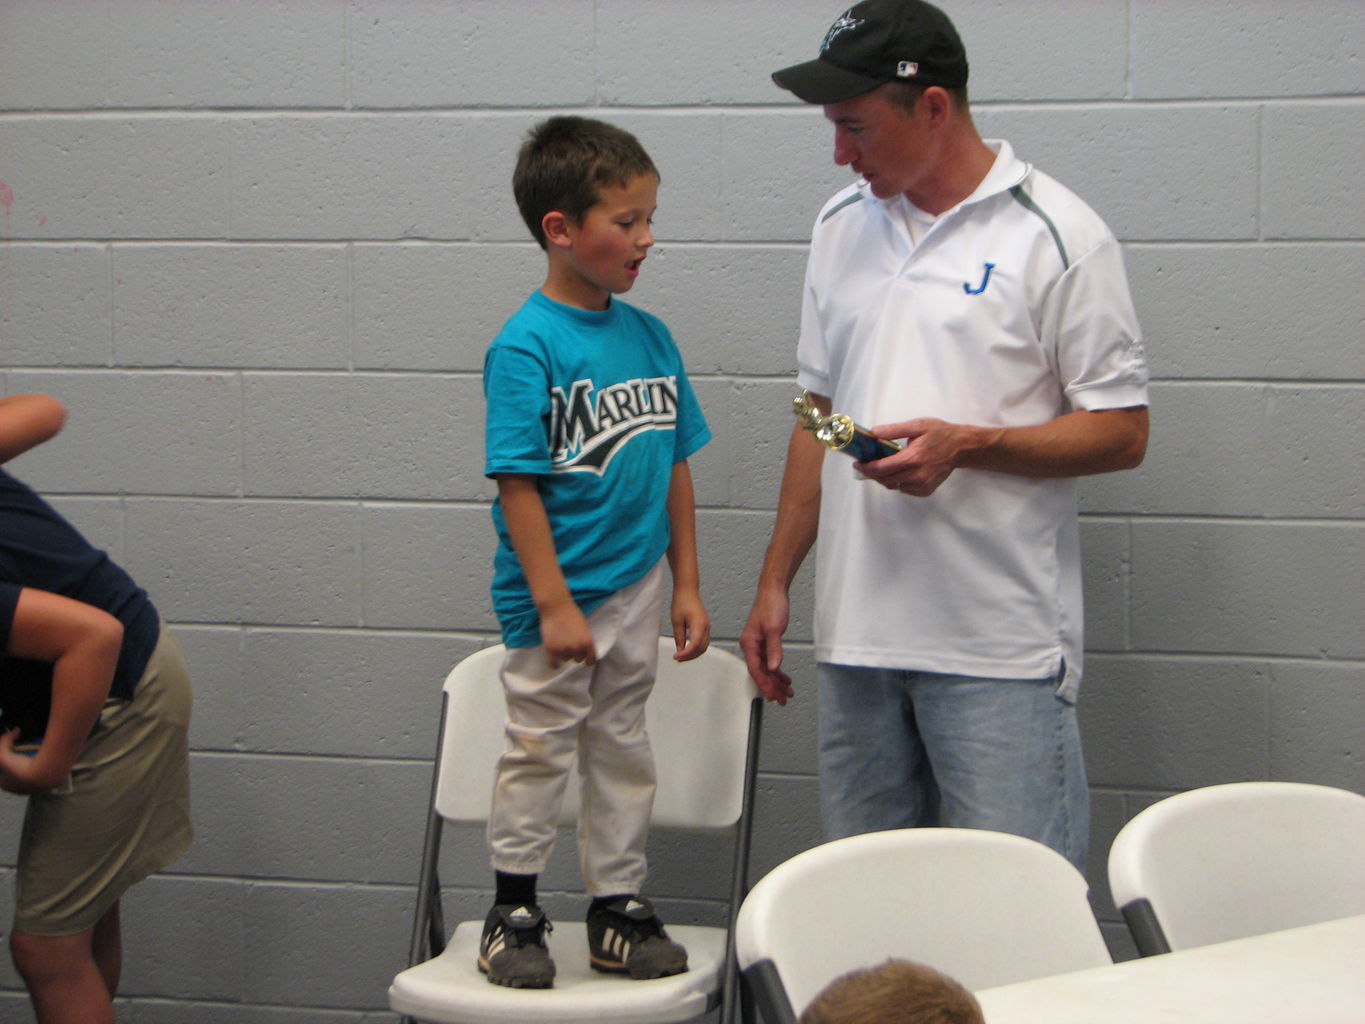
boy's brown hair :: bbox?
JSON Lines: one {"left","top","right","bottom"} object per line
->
{"left": 512, "top": 115, "right": 658, "bottom": 250}
{"left": 797, "top": 959, "right": 984, "bottom": 1024}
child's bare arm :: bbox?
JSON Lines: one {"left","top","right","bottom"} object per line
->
{"left": 0, "top": 394, "right": 67, "bottom": 465}
{"left": 0, "top": 587, "right": 122, "bottom": 794}
{"left": 665, "top": 460, "right": 710, "bottom": 661}
{"left": 497, "top": 474, "right": 596, "bottom": 669}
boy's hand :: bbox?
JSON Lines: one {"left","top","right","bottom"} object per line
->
{"left": 0, "top": 728, "right": 62, "bottom": 795}
{"left": 539, "top": 600, "right": 596, "bottom": 670}
{"left": 670, "top": 589, "right": 711, "bottom": 662}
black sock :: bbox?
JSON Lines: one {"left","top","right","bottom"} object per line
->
{"left": 495, "top": 871, "right": 538, "bottom": 908}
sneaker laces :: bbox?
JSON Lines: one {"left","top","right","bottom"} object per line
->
{"left": 598, "top": 896, "right": 666, "bottom": 944}
{"left": 499, "top": 905, "right": 553, "bottom": 947}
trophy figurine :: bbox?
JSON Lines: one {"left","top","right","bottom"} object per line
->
{"left": 792, "top": 390, "right": 902, "bottom": 462}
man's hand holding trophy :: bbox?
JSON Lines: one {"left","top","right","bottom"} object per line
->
{"left": 792, "top": 389, "right": 902, "bottom": 462}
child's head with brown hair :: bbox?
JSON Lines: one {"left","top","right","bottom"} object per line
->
{"left": 797, "top": 959, "right": 984, "bottom": 1024}
{"left": 512, "top": 115, "right": 658, "bottom": 251}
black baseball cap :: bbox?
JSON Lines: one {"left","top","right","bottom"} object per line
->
{"left": 773, "top": 0, "right": 969, "bottom": 104}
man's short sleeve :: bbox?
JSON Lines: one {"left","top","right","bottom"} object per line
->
{"left": 1050, "top": 237, "right": 1150, "bottom": 412}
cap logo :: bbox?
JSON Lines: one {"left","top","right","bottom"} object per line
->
{"left": 821, "top": 10, "right": 863, "bottom": 52}
{"left": 897, "top": 61, "right": 919, "bottom": 78}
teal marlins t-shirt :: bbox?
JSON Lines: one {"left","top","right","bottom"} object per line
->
{"left": 484, "top": 291, "right": 711, "bottom": 647}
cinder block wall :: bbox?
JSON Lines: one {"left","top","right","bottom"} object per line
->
{"left": 0, "top": 1, "right": 1360, "bottom": 1019}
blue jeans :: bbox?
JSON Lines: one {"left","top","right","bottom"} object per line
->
{"left": 816, "top": 663, "right": 1090, "bottom": 872}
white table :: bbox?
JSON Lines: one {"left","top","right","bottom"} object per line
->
{"left": 976, "top": 914, "right": 1365, "bottom": 1023}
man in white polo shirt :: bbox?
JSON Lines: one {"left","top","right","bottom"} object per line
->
{"left": 740, "top": 0, "right": 1150, "bottom": 871}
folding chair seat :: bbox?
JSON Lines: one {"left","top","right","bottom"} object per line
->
{"left": 1108, "top": 781, "right": 1365, "bottom": 956}
{"left": 389, "top": 640, "right": 761, "bottom": 1024}
{"left": 735, "top": 828, "right": 1111, "bottom": 1023}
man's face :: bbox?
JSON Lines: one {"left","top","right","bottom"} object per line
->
{"left": 824, "top": 86, "right": 934, "bottom": 201}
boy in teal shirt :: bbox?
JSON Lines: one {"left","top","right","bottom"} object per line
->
{"left": 480, "top": 116, "right": 711, "bottom": 988}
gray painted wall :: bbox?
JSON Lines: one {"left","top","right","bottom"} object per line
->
{"left": 0, "top": 0, "right": 1361, "bottom": 1019}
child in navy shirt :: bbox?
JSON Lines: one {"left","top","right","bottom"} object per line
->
{"left": 0, "top": 393, "right": 191, "bottom": 1024}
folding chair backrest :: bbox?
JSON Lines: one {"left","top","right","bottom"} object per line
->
{"left": 433, "top": 640, "right": 755, "bottom": 830}
{"left": 736, "top": 828, "right": 1111, "bottom": 1016}
{"left": 395, "top": 640, "right": 761, "bottom": 1024}
{"left": 1108, "top": 781, "right": 1365, "bottom": 955}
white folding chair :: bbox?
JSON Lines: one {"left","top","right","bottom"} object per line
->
{"left": 389, "top": 640, "right": 762, "bottom": 1024}
{"left": 1108, "top": 781, "right": 1365, "bottom": 956}
{"left": 735, "top": 828, "right": 1111, "bottom": 1023}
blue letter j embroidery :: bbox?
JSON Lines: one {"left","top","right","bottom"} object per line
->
{"left": 964, "top": 262, "right": 995, "bottom": 294}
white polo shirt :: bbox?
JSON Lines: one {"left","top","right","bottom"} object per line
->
{"left": 797, "top": 140, "right": 1149, "bottom": 700}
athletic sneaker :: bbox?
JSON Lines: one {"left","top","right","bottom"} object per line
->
{"left": 478, "top": 903, "right": 556, "bottom": 988}
{"left": 586, "top": 895, "right": 689, "bottom": 979}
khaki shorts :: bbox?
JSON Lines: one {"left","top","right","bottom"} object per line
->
{"left": 13, "top": 624, "right": 192, "bottom": 936}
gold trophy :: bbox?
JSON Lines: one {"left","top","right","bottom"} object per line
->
{"left": 792, "top": 390, "right": 902, "bottom": 461}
